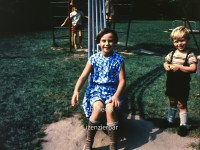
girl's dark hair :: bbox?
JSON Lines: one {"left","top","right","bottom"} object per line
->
{"left": 96, "top": 28, "right": 118, "bottom": 44}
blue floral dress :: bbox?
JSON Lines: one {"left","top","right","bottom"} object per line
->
{"left": 82, "top": 52, "right": 124, "bottom": 117}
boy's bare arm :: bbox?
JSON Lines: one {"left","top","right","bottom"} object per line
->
{"left": 61, "top": 16, "right": 69, "bottom": 27}
{"left": 175, "top": 63, "right": 197, "bottom": 73}
{"left": 163, "top": 61, "right": 171, "bottom": 71}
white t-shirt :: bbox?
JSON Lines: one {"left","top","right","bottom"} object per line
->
{"left": 70, "top": 11, "right": 84, "bottom": 26}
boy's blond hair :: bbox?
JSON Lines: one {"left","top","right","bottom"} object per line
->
{"left": 170, "top": 26, "right": 190, "bottom": 41}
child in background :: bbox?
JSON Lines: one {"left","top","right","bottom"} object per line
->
{"left": 61, "top": 6, "right": 85, "bottom": 49}
{"left": 105, "top": 0, "right": 115, "bottom": 28}
{"left": 71, "top": 28, "right": 126, "bottom": 150}
{"left": 163, "top": 26, "right": 197, "bottom": 137}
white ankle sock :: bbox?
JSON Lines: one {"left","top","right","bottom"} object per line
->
{"left": 107, "top": 121, "right": 118, "bottom": 127}
{"left": 179, "top": 112, "right": 188, "bottom": 126}
{"left": 89, "top": 118, "right": 100, "bottom": 124}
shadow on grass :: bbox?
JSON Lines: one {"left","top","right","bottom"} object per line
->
{"left": 117, "top": 43, "right": 200, "bottom": 56}
{"left": 123, "top": 65, "right": 165, "bottom": 118}
{"left": 117, "top": 43, "right": 172, "bottom": 55}
{"left": 147, "top": 117, "right": 200, "bottom": 139}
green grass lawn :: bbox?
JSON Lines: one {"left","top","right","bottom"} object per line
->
{"left": 0, "top": 20, "right": 200, "bottom": 150}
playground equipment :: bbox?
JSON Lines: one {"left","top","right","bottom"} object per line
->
{"left": 168, "top": 18, "right": 200, "bottom": 52}
{"left": 168, "top": 19, "right": 200, "bottom": 51}
{"left": 87, "top": 0, "right": 133, "bottom": 57}
{"left": 169, "top": 18, "right": 200, "bottom": 33}
{"left": 50, "top": 0, "right": 133, "bottom": 53}
{"left": 111, "top": 1, "right": 133, "bottom": 49}
{"left": 50, "top": 0, "right": 105, "bottom": 54}
{"left": 50, "top": 0, "right": 72, "bottom": 51}
{"left": 170, "top": 0, "right": 200, "bottom": 51}
{"left": 87, "top": 0, "right": 107, "bottom": 57}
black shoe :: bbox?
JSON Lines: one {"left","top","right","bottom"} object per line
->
{"left": 177, "top": 125, "right": 188, "bottom": 137}
{"left": 158, "top": 120, "right": 176, "bottom": 129}
{"left": 167, "top": 122, "right": 177, "bottom": 128}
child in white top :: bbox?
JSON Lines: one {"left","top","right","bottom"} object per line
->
{"left": 61, "top": 6, "right": 85, "bottom": 49}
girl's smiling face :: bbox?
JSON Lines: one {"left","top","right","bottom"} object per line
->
{"left": 99, "top": 33, "right": 116, "bottom": 57}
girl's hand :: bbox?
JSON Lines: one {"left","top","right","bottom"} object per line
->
{"left": 109, "top": 95, "right": 121, "bottom": 108}
{"left": 71, "top": 91, "right": 79, "bottom": 107}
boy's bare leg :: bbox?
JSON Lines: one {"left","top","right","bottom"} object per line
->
{"left": 71, "top": 31, "right": 74, "bottom": 48}
{"left": 177, "top": 100, "right": 188, "bottom": 136}
{"left": 79, "top": 30, "right": 83, "bottom": 48}
{"left": 73, "top": 32, "right": 78, "bottom": 49}
{"left": 168, "top": 97, "right": 178, "bottom": 123}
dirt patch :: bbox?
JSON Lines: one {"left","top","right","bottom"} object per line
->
{"left": 42, "top": 113, "right": 199, "bottom": 150}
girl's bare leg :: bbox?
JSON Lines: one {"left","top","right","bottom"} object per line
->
{"left": 106, "top": 103, "right": 118, "bottom": 150}
{"left": 84, "top": 101, "right": 104, "bottom": 150}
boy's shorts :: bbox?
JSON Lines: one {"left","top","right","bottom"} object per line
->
{"left": 165, "top": 71, "right": 190, "bottom": 101}
{"left": 72, "top": 25, "right": 82, "bottom": 32}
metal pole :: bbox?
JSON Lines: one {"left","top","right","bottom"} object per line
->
{"left": 181, "top": 2, "right": 200, "bottom": 51}
{"left": 125, "top": 20, "right": 131, "bottom": 49}
{"left": 102, "top": 0, "right": 107, "bottom": 27}
{"left": 95, "top": 0, "right": 99, "bottom": 51}
{"left": 68, "top": 0, "right": 72, "bottom": 51}
{"left": 99, "top": 0, "right": 103, "bottom": 30}
{"left": 186, "top": 19, "right": 200, "bottom": 51}
{"left": 88, "top": 0, "right": 107, "bottom": 56}
{"left": 92, "top": 0, "right": 95, "bottom": 54}
{"left": 88, "top": 0, "right": 91, "bottom": 57}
